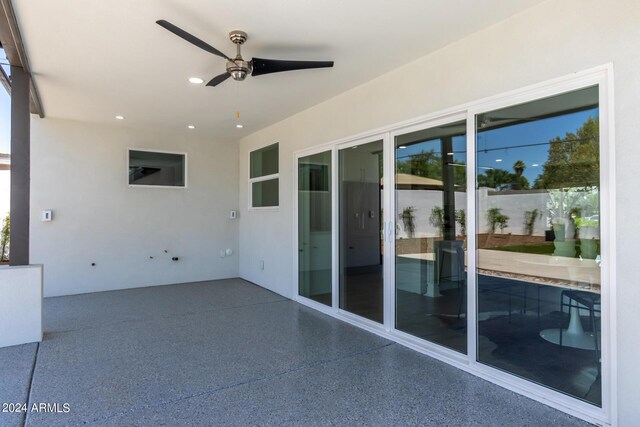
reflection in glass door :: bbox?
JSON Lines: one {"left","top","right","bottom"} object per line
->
{"left": 394, "top": 121, "right": 467, "bottom": 353}
{"left": 298, "top": 151, "right": 332, "bottom": 306}
{"left": 475, "top": 86, "right": 602, "bottom": 406}
{"left": 339, "top": 140, "right": 384, "bottom": 323}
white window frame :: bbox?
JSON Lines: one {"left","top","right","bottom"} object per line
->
{"left": 127, "top": 147, "right": 188, "bottom": 189}
{"left": 249, "top": 143, "right": 279, "bottom": 210}
{"left": 292, "top": 64, "right": 615, "bottom": 426}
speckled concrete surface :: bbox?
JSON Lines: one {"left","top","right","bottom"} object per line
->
{"left": 0, "top": 343, "right": 37, "bottom": 427}
{"left": 93, "top": 344, "right": 588, "bottom": 427}
{"left": 0, "top": 278, "right": 592, "bottom": 426}
{"left": 43, "top": 278, "right": 286, "bottom": 334}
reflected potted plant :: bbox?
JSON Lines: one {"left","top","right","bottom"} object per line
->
{"left": 429, "top": 206, "right": 444, "bottom": 238}
{"left": 523, "top": 209, "right": 541, "bottom": 236}
{"left": 401, "top": 206, "right": 416, "bottom": 238}
{"left": 487, "top": 208, "right": 509, "bottom": 234}
{"left": 575, "top": 217, "right": 599, "bottom": 259}
{"left": 552, "top": 218, "right": 575, "bottom": 257}
{"left": 455, "top": 209, "right": 466, "bottom": 237}
{"left": 552, "top": 219, "right": 566, "bottom": 241}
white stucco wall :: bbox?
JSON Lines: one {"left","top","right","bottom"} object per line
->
{"left": 237, "top": 0, "right": 640, "bottom": 423}
{"left": 30, "top": 118, "right": 239, "bottom": 297}
{"left": 0, "top": 265, "right": 42, "bottom": 348}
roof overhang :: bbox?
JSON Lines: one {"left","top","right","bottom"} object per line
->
{"left": 0, "top": 0, "right": 43, "bottom": 117}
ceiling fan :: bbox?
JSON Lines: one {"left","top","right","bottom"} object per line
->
{"left": 156, "top": 20, "right": 334, "bottom": 87}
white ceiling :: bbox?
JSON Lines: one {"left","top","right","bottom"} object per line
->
{"left": 14, "top": 0, "right": 545, "bottom": 139}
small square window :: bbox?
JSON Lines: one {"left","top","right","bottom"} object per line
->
{"left": 252, "top": 179, "right": 279, "bottom": 207}
{"left": 250, "top": 143, "right": 279, "bottom": 179}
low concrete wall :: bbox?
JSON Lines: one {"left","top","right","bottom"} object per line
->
{"left": 0, "top": 265, "right": 43, "bottom": 348}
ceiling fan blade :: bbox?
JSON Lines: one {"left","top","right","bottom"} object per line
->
{"left": 206, "top": 73, "right": 231, "bottom": 87}
{"left": 156, "top": 20, "right": 233, "bottom": 62}
{"left": 251, "top": 57, "right": 333, "bottom": 76}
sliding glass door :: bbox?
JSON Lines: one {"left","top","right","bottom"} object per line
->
{"left": 295, "top": 74, "right": 609, "bottom": 420}
{"left": 298, "top": 151, "right": 333, "bottom": 306}
{"left": 394, "top": 121, "right": 467, "bottom": 353}
{"left": 339, "top": 140, "right": 385, "bottom": 323}
{"left": 475, "top": 86, "right": 602, "bottom": 406}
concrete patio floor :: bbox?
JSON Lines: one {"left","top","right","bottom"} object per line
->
{"left": 0, "top": 279, "right": 591, "bottom": 426}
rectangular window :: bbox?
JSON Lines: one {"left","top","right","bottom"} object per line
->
{"left": 249, "top": 143, "right": 279, "bottom": 208}
{"left": 128, "top": 149, "right": 186, "bottom": 187}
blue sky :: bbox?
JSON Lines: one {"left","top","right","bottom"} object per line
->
{"left": 477, "top": 108, "right": 599, "bottom": 183}
{"left": 394, "top": 108, "right": 599, "bottom": 185}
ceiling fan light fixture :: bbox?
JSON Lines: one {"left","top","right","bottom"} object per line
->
{"left": 230, "top": 69, "right": 247, "bottom": 81}
{"left": 188, "top": 77, "right": 204, "bottom": 84}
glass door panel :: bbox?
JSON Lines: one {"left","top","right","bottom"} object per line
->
{"left": 339, "top": 140, "right": 384, "bottom": 323}
{"left": 475, "top": 86, "right": 601, "bottom": 406}
{"left": 394, "top": 121, "right": 467, "bottom": 353}
{"left": 298, "top": 151, "right": 332, "bottom": 306}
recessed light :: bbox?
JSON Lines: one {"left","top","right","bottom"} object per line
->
{"left": 236, "top": 124, "right": 243, "bottom": 129}
{"left": 495, "top": 159, "right": 503, "bottom": 162}
{"left": 398, "top": 146, "right": 407, "bottom": 149}
{"left": 188, "top": 125, "right": 195, "bottom": 129}
{"left": 188, "top": 77, "right": 204, "bottom": 84}
{"left": 115, "top": 115, "right": 125, "bottom": 120}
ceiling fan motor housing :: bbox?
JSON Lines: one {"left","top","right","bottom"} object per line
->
{"left": 227, "top": 59, "right": 252, "bottom": 81}
{"left": 227, "top": 30, "right": 252, "bottom": 81}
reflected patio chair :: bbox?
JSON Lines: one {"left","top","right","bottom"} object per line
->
{"left": 435, "top": 240, "right": 466, "bottom": 319}
{"left": 559, "top": 289, "right": 601, "bottom": 373}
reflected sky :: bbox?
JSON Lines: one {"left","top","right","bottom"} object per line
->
{"left": 477, "top": 108, "right": 599, "bottom": 183}
{"left": 394, "top": 107, "right": 598, "bottom": 187}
